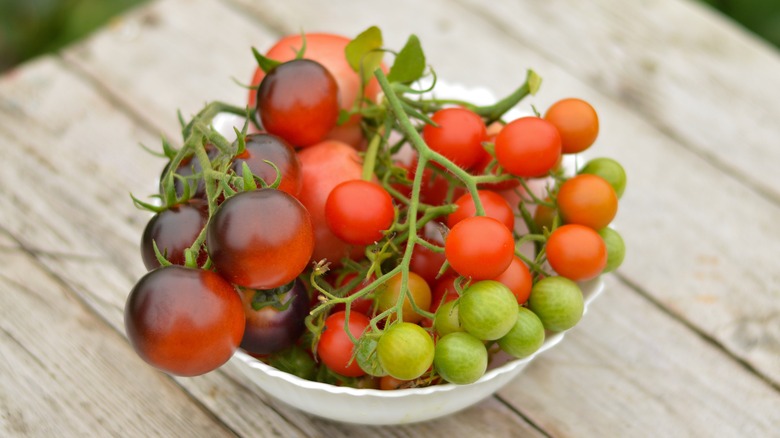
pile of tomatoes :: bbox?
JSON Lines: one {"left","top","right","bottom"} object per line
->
{"left": 125, "top": 27, "right": 626, "bottom": 389}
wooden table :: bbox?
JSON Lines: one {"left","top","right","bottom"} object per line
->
{"left": 2, "top": 0, "right": 779, "bottom": 436}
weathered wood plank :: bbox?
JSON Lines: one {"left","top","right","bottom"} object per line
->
{"left": 226, "top": 0, "right": 780, "bottom": 387}
{"left": 501, "top": 275, "right": 780, "bottom": 437}
{"left": 0, "top": 52, "right": 543, "bottom": 438}
{"left": 0, "top": 238, "right": 233, "bottom": 438}
{"left": 455, "top": 0, "right": 780, "bottom": 204}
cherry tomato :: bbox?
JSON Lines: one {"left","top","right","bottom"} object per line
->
{"left": 140, "top": 200, "right": 207, "bottom": 270}
{"left": 422, "top": 107, "right": 487, "bottom": 169}
{"left": 544, "top": 98, "right": 599, "bottom": 154}
{"left": 433, "top": 331, "right": 487, "bottom": 384}
{"left": 124, "top": 266, "right": 245, "bottom": 376}
{"left": 325, "top": 180, "right": 394, "bottom": 245}
{"left": 231, "top": 133, "right": 302, "bottom": 196}
{"left": 377, "top": 322, "right": 434, "bottom": 380}
{"left": 239, "top": 280, "right": 309, "bottom": 356}
{"left": 296, "top": 140, "right": 366, "bottom": 265}
{"left": 447, "top": 190, "right": 515, "bottom": 231}
{"left": 256, "top": 59, "right": 339, "bottom": 147}
{"left": 409, "top": 239, "right": 447, "bottom": 286}
{"left": 458, "top": 280, "right": 518, "bottom": 341}
{"left": 497, "top": 307, "right": 545, "bottom": 359}
{"left": 527, "top": 276, "right": 584, "bottom": 332}
{"left": 379, "top": 375, "right": 410, "bottom": 390}
{"left": 206, "top": 189, "right": 314, "bottom": 289}
{"left": 579, "top": 157, "right": 627, "bottom": 199}
{"left": 376, "top": 271, "right": 432, "bottom": 324}
{"left": 598, "top": 227, "right": 626, "bottom": 273}
{"left": 248, "top": 33, "right": 383, "bottom": 148}
{"left": 317, "top": 310, "right": 370, "bottom": 377}
{"left": 546, "top": 224, "right": 607, "bottom": 281}
{"left": 556, "top": 174, "right": 618, "bottom": 230}
{"left": 495, "top": 117, "right": 562, "bottom": 178}
{"left": 533, "top": 201, "right": 557, "bottom": 231}
{"left": 445, "top": 216, "right": 515, "bottom": 280}
{"left": 490, "top": 256, "right": 533, "bottom": 304}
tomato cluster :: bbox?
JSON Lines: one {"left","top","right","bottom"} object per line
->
{"left": 125, "top": 28, "right": 626, "bottom": 388}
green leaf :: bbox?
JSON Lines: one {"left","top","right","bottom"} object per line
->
{"left": 345, "top": 26, "right": 384, "bottom": 84}
{"left": 387, "top": 34, "right": 425, "bottom": 84}
{"left": 252, "top": 46, "right": 281, "bottom": 73}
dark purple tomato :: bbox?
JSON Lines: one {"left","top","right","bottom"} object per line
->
{"left": 206, "top": 188, "right": 314, "bottom": 289}
{"left": 124, "top": 265, "right": 245, "bottom": 376}
{"left": 160, "top": 145, "right": 218, "bottom": 199}
{"left": 239, "top": 279, "right": 309, "bottom": 355}
{"left": 256, "top": 59, "right": 340, "bottom": 147}
{"left": 231, "top": 133, "right": 302, "bottom": 196}
{"left": 140, "top": 200, "right": 208, "bottom": 270}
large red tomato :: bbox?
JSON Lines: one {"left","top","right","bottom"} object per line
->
{"left": 248, "top": 33, "right": 383, "bottom": 148}
{"left": 296, "top": 140, "right": 366, "bottom": 265}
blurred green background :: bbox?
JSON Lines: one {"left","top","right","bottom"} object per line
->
{"left": 0, "top": 0, "right": 779, "bottom": 72}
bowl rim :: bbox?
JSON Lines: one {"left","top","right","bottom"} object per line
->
{"left": 232, "top": 276, "right": 604, "bottom": 398}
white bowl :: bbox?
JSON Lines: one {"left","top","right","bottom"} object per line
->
{"left": 229, "top": 277, "right": 604, "bottom": 425}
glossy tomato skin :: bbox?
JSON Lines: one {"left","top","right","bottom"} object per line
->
{"left": 495, "top": 117, "right": 562, "bottom": 178}
{"left": 447, "top": 190, "right": 515, "bottom": 231}
{"left": 231, "top": 133, "right": 302, "bottom": 196}
{"left": 376, "top": 271, "right": 432, "bottom": 324}
{"left": 445, "top": 216, "right": 515, "bottom": 280}
{"left": 206, "top": 189, "right": 314, "bottom": 289}
{"left": 140, "top": 200, "right": 208, "bottom": 270}
{"left": 557, "top": 174, "right": 618, "bottom": 230}
{"left": 544, "top": 98, "right": 599, "bottom": 154}
{"left": 422, "top": 107, "right": 487, "bottom": 169}
{"left": 546, "top": 224, "right": 607, "bottom": 281}
{"left": 256, "top": 59, "right": 340, "bottom": 147}
{"left": 239, "top": 280, "right": 309, "bottom": 356}
{"left": 317, "top": 310, "right": 370, "bottom": 377}
{"left": 325, "top": 180, "right": 394, "bottom": 245}
{"left": 296, "top": 140, "right": 366, "bottom": 265}
{"left": 490, "top": 256, "right": 533, "bottom": 304}
{"left": 248, "top": 33, "right": 383, "bottom": 148}
{"left": 124, "top": 266, "right": 245, "bottom": 377}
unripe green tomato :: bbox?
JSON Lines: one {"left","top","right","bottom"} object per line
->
{"left": 527, "top": 276, "right": 584, "bottom": 332}
{"left": 434, "top": 332, "right": 488, "bottom": 385}
{"left": 579, "top": 157, "right": 627, "bottom": 199}
{"left": 458, "top": 280, "right": 519, "bottom": 340}
{"left": 377, "top": 322, "right": 434, "bottom": 380}
{"left": 498, "top": 307, "right": 546, "bottom": 359}
{"left": 433, "top": 299, "right": 464, "bottom": 336}
{"left": 598, "top": 227, "right": 625, "bottom": 273}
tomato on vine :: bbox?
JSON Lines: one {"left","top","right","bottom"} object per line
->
{"left": 544, "top": 98, "right": 599, "bottom": 154}
{"left": 445, "top": 216, "right": 515, "bottom": 280}
{"left": 376, "top": 271, "right": 432, "bottom": 324}
{"left": 422, "top": 107, "right": 487, "bottom": 169}
{"left": 545, "top": 224, "right": 607, "bottom": 281}
{"left": 556, "top": 174, "right": 618, "bottom": 230}
{"left": 325, "top": 180, "right": 394, "bottom": 245}
{"left": 256, "top": 59, "right": 340, "bottom": 147}
{"left": 231, "top": 133, "right": 302, "bottom": 196}
{"left": 494, "top": 117, "right": 562, "bottom": 178}
{"left": 447, "top": 190, "right": 515, "bottom": 232}
{"left": 317, "top": 311, "right": 370, "bottom": 377}
{"left": 140, "top": 200, "right": 207, "bottom": 270}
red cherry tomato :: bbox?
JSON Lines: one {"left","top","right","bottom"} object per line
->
{"left": 317, "top": 310, "right": 370, "bottom": 377}
{"left": 495, "top": 117, "right": 562, "bottom": 178}
{"left": 546, "top": 224, "right": 607, "bottom": 281}
{"left": 206, "top": 189, "right": 314, "bottom": 289}
{"left": 556, "top": 174, "right": 618, "bottom": 230}
{"left": 325, "top": 180, "right": 395, "bottom": 245}
{"left": 409, "top": 239, "right": 447, "bottom": 286}
{"left": 256, "top": 59, "right": 339, "bottom": 147}
{"left": 422, "top": 107, "right": 487, "bottom": 169}
{"left": 231, "top": 133, "right": 302, "bottom": 196}
{"left": 296, "top": 140, "right": 367, "bottom": 265}
{"left": 445, "top": 216, "right": 515, "bottom": 280}
{"left": 490, "top": 256, "right": 533, "bottom": 304}
{"left": 447, "top": 190, "right": 515, "bottom": 232}
{"left": 544, "top": 98, "right": 599, "bottom": 154}
{"left": 124, "top": 266, "right": 245, "bottom": 377}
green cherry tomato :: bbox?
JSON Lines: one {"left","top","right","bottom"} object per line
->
{"left": 598, "top": 227, "right": 626, "bottom": 272}
{"left": 458, "top": 280, "right": 518, "bottom": 341}
{"left": 527, "top": 276, "right": 584, "bottom": 332}
{"left": 377, "top": 322, "right": 434, "bottom": 380}
{"left": 433, "top": 299, "right": 464, "bottom": 337}
{"left": 434, "top": 332, "right": 488, "bottom": 385}
{"left": 497, "top": 307, "right": 546, "bottom": 359}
